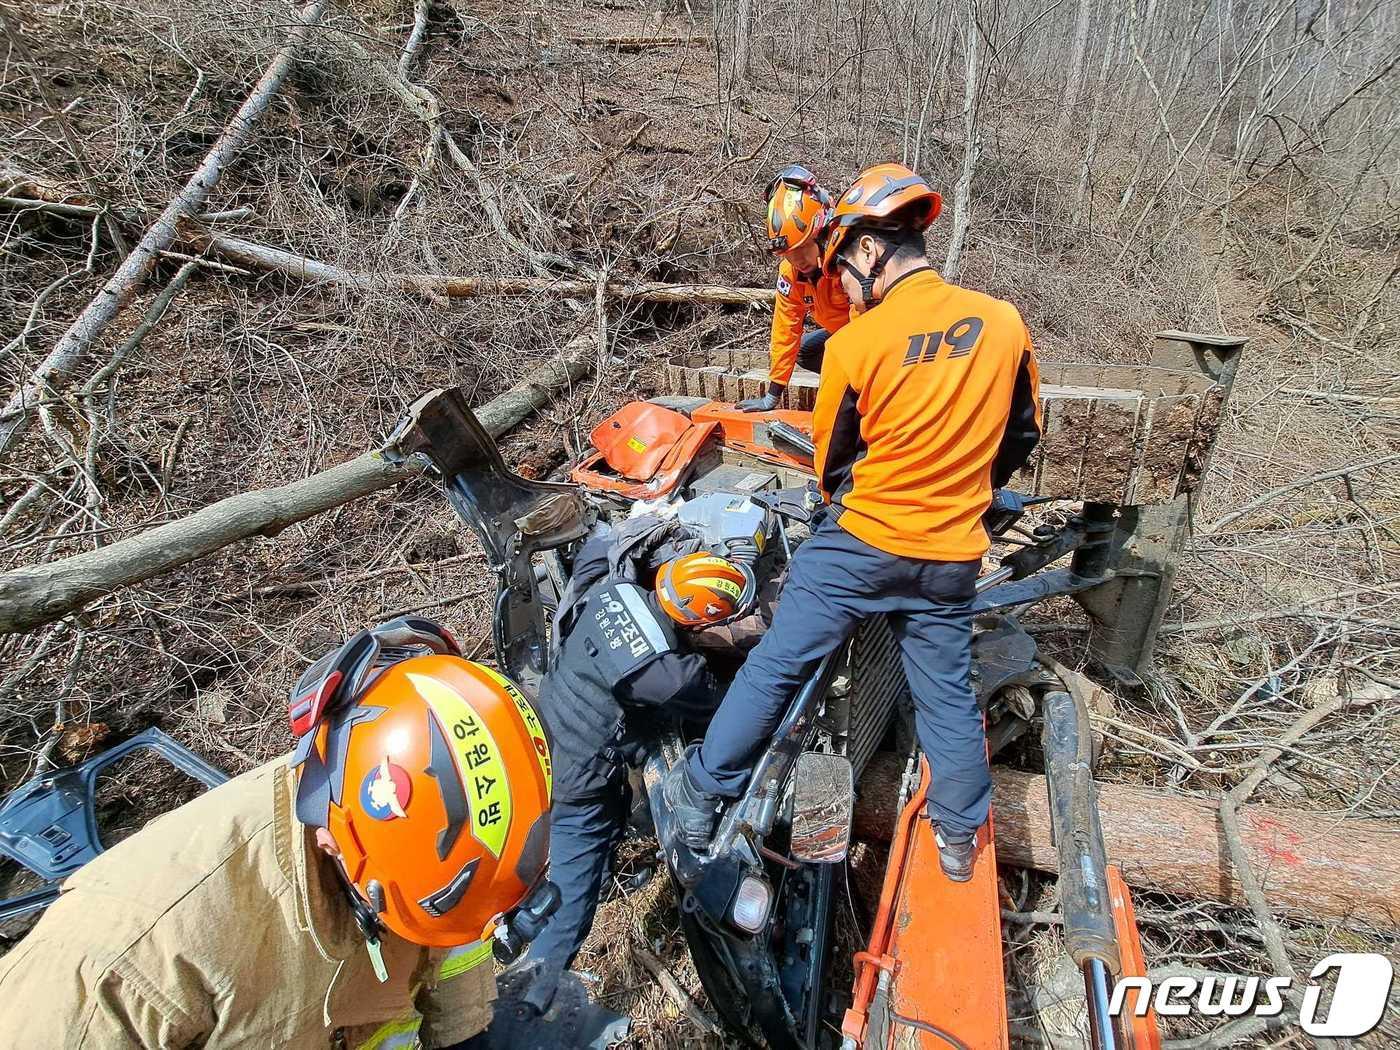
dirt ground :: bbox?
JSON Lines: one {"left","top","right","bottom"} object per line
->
{"left": 2, "top": 0, "right": 1398, "bottom": 1046}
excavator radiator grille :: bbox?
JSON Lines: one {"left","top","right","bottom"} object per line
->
{"left": 848, "top": 615, "right": 910, "bottom": 777}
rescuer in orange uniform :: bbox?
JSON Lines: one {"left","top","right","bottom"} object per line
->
{"left": 736, "top": 165, "right": 854, "bottom": 412}
{"left": 664, "top": 164, "right": 1042, "bottom": 881}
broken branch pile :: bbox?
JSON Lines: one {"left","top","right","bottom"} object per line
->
{"left": 0, "top": 189, "right": 775, "bottom": 307}
{"left": 0, "top": 0, "right": 330, "bottom": 460}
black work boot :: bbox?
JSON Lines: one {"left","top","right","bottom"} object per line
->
{"left": 932, "top": 824, "right": 977, "bottom": 883}
{"left": 659, "top": 749, "right": 720, "bottom": 854}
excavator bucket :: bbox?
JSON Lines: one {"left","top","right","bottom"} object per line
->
{"left": 843, "top": 757, "right": 1010, "bottom": 1050}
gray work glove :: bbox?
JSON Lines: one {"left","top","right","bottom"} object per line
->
{"left": 736, "top": 383, "right": 784, "bottom": 413}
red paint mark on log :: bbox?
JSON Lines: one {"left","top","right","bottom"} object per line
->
{"left": 1251, "top": 815, "right": 1304, "bottom": 866}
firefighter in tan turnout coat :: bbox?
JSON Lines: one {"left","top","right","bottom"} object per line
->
{"left": 0, "top": 618, "right": 554, "bottom": 1049}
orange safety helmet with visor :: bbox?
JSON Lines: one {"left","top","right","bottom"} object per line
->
{"left": 655, "top": 552, "right": 757, "bottom": 629}
{"left": 289, "top": 616, "right": 554, "bottom": 968}
{"left": 821, "top": 163, "right": 942, "bottom": 308}
{"left": 765, "top": 164, "right": 832, "bottom": 255}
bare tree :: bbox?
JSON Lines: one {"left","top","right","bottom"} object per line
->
{"left": 0, "top": 0, "right": 329, "bottom": 461}
{"left": 1058, "top": 0, "right": 1097, "bottom": 134}
{"left": 943, "top": 0, "right": 982, "bottom": 279}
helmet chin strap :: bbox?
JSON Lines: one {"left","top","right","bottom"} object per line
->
{"left": 326, "top": 851, "right": 390, "bottom": 982}
{"left": 839, "top": 239, "right": 900, "bottom": 308}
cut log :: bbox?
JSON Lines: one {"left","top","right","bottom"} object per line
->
{"left": 854, "top": 752, "right": 1400, "bottom": 928}
{"left": 0, "top": 346, "right": 593, "bottom": 634}
{"left": 0, "top": 0, "right": 329, "bottom": 460}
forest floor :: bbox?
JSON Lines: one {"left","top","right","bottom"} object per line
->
{"left": 1, "top": 1, "right": 1398, "bottom": 1047}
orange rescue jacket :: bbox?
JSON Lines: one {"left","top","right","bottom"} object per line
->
{"left": 768, "top": 258, "right": 853, "bottom": 386}
{"left": 812, "top": 268, "right": 1042, "bottom": 561}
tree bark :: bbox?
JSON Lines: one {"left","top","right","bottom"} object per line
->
{"left": 943, "top": 0, "right": 982, "bottom": 280}
{"left": 0, "top": 347, "right": 593, "bottom": 634}
{"left": 1057, "top": 0, "right": 1096, "bottom": 134}
{"left": 0, "top": 0, "right": 329, "bottom": 460}
{"left": 854, "top": 754, "right": 1400, "bottom": 928}
{"left": 397, "top": 0, "right": 431, "bottom": 79}
{"left": 192, "top": 230, "right": 777, "bottom": 306}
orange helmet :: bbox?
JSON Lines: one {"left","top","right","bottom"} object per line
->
{"left": 291, "top": 617, "right": 552, "bottom": 948}
{"left": 765, "top": 164, "right": 831, "bottom": 254}
{"left": 820, "top": 163, "right": 942, "bottom": 275}
{"left": 656, "top": 552, "right": 757, "bottom": 628}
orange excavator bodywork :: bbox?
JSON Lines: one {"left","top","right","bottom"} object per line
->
{"left": 570, "top": 401, "right": 815, "bottom": 500}
{"left": 689, "top": 401, "right": 816, "bottom": 473}
{"left": 1108, "top": 865, "right": 1164, "bottom": 1050}
{"left": 843, "top": 759, "right": 1163, "bottom": 1050}
{"left": 569, "top": 399, "right": 1163, "bottom": 1050}
{"left": 843, "top": 757, "right": 1010, "bottom": 1050}
{"left": 570, "top": 402, "right": 720, "bottom": 500}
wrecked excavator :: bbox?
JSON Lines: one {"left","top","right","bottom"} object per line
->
{"left": 383, "top": 327, "right": 1248, "bottom": 1049}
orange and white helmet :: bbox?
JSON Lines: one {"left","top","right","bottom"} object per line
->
{"left": 655, "top": 552, "right": 757, "bottom": 628}
{"left": 765, "top": 164, "right": 831, "bottom": 254}
{"left": 290, "top": 617, "right": 552, "bottom": 948}
{"left": 820, "top": 162, "right": 942, "bottom": 274}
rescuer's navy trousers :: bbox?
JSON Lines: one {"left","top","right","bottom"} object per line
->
{"left": 528, "top": 786, "right": 629, "bottom": 973}
{"left": 687, "top": 516, "right": 990, "bottom": 836}
{"left": 796, "top": 327, "right": 829, "bottom": 373}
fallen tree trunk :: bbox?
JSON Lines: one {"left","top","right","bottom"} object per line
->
{"left": 0, "top": 348, "right": 592, "bottom": 634}
{"left": 0, "top": 0, "right": 329, "bottom": 460}
{"left": 566, "top": 35, "right": 711, "bottom": 50}
{"left": 854, "top": 752, "right": 1400, "bottom": 928}
{"left": 0, "top": 189, "right": 777, "bottom": 308}
{"left": 196, "top": 231, "right": 775, "bottom": 306}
